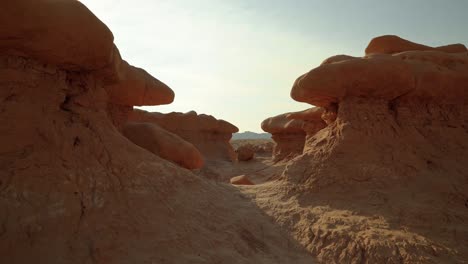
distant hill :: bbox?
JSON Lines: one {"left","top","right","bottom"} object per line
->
{"left": 232, "top": 131, "right": 271, "bottom": 140}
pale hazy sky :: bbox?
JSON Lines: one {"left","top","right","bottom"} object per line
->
{"left": 80, "top": 0, "right": 468, "bottom": 132}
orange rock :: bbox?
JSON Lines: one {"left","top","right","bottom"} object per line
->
{"left": 278, "top": 35, "right": 468, "bottom": 262}
{"left": 365, "top": 35, "right": 467, "bottom": 55}
{"left": 104, "top": 53, "right": 174, "bottom": 107}
{"left": 292, "top": 43, "right": 468, "bottom": 107}
{"left": 128, "top": 109, "right": 238, "bottom": 162}
{"left": 286, "top": 107, "right": 327, "bottom": 151}
{"left": 230, "top": 175, "right": 254, "bottom": 185}
{"left": 102, "top": 46, "right": 174, "bottom": 128}
{"left": 0, "top": 0, "right": 114, "bottom": 70}
{"left": 0, "top": 1, "right": 316, "bottom": 263}
{"left": 261, "top": 113, "right": 306, "bottom": 161}
{"left": 122, "top": 122, "right": 204, "bottom": 170}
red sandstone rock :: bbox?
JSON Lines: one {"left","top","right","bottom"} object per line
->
{"left": 122, "top": 122, "right": 204, "bottom": 170}
{"left": 101, "top": 45, "right": 174, "bottom": 129}
{"left": 230, "top": 175, "right": 254, "bottom": 185}
{"left": 103, "top": 48, "right": 174, "bottom": 107}
{"left": 365, "top": 35, "right": 467, "bottom": 55}
{"left": 0, "top": 0, "right": 114, "bottom": 70}
{"left": 261, "top": 113, "right": 306, "bottom": 161}
{"left": 292, "top": 45, "right": 468, "bottom": 107}
{"left": 128, "top": 109, "right": 239, "bottom": 162}
{"left": 257, "top": 35, "right": 468, "bottom": 263}
{"left": 286, "top": 107, "right": 327, "bottom": 152}
{"left": 0, "top": 1, "right": 315, "bottom": 263}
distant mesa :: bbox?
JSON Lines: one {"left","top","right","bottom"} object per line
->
{"left": 232, "top": 131, "right": 271, "bottom": 140}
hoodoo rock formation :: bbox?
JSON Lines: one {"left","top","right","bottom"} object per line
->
{"left": 128, "top": 109, "right": 239, "bottom": 162}
{"left": 0, "top": 1, "right": 315, "bottom": 263}
{"left": 122, "top": 122, "right": 204, "bottom": 170}
{"left": 261, "top": 113, "right": 306, "bottom": 161}
{"left": 104, "top": 47, "right": 174, "bottom": 130}
{"left": 253, "top": 36, "right": 468, "bottom": 263}
{"left": 286, "top": 107, "right": 327, "bottom": 149}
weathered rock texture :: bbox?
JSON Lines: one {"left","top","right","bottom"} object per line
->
{"left": 104, "top": 48, "right": 174, "bottom": 130}
{"left": 128, "top": 109, "right": 239, "bottom": 162}
{"left": 261, "top": 113, "right": 306, "bottom": 161}
{"left": 0, "top": 1, "right": 315, "bottom": 263}
{"left": 123, "top": 122, "right": 204, "bottom": 170}
{"left": 287, "top": 107, "right": 327, "bottom": 149}
{"left": 255, "top": 35, "right": 468, "bottom": 263}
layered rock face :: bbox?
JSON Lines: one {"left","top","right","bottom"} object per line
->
{"left": 0, "top": 1, "right": 314, "bottom": 263}
{"left": 128, "top": 109, "right": 239, "bottom": 162}
{"left": 261, "top": 113, "right": 306, "bottom": 161}
{"left": 259, "top": 36, "right": 468, "bottom": 263}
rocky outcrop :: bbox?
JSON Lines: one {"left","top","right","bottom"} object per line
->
{"left": 123, "top": 122, "right": 204, "bottom": 170}
{"left": 261, "top": 113, "right": 306, "bottom": 161}
{"left": 255, "top": 35, "right": 468, "bottom": 263}
{"left": 286, "top": 107, "right": 327, "bottom": 150}
{"left": 236, "top": 144, "right": 255, "bottom": 161}
{"left": 0, "top": 1, "right": 314, "bottom": 263}
{"left": 128, "top": 109, "right": 239, "bottom": 162}
{"left": 104, "top": 47, "right": 174, "bottom": 129}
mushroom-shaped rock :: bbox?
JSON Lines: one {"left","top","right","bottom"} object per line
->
{"left": 292, "top": 46, "right": 468, "bottom": 107}
{"left": 261, "top": 113, "right": 305, "bottom": 161}
{"left": 0, "top": 0, "right": 114, "bottom": 70}
{"left": 236, "top": 144, "right": 255, "bottom": 161}
{"left": 122, "top": 122, "right": 204, "bottom": 170}
{"left": 103, "top": 47, "right": 174, "bottom": 129}
{"left": 230, "top": 175, "right": 254, "bottom": 185}
{"left": 365, "top": 35, "right": 467, "bottom": 55}
{"left": 281, "top": 35, "right": 468, "bottom": 262}
{"left": 287, "top": 107, "right": 327, "bottom": 138}
{"left": 105, "top": 60, "right": 174, "bottom": 107}
{"left": 128, "top": 109, "right": 239, "bottom": 162}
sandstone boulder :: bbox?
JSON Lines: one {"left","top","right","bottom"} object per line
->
{"left": 236, "top": 144, "right": 255, "bottom": 161}
{"left": 122, "top": 122, "right": 204, "bottom": 170}
{"left": 230, "top": 175, "right": 254, "bottom": 185}
{"left": 261, "top": 113, "right": 306, "bottom": 161}
{"left": 128, "top": 109, "right": 239, "bottom": 162}
{"left": 286, "top": 107, "right": 327, "bottom": 147}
